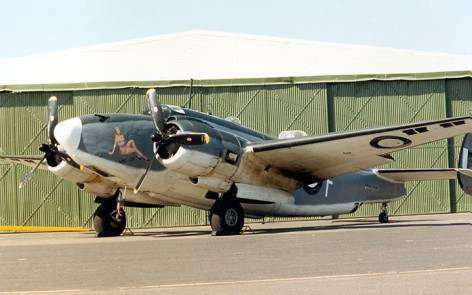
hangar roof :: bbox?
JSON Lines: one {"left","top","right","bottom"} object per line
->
{"left": 1, "top": 30, "right": 472, "bottom": 92}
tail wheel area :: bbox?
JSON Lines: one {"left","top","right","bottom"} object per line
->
{"left": 210, "top": 198, "right": 244, "bottom": 235}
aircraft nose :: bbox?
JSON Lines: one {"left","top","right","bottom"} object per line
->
{"left": 54, "top": 117, "right": 82, "bottom": 154}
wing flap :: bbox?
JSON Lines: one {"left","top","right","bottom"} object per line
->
{"left": 235, "top": 183, "right": 295, "bottom": 204}
{"left": 248, "top": 116, "right": 472, "bottom": 181}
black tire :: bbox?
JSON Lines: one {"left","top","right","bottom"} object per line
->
{"left": 210, "top": 198, "right": 244, "bottom": 235}
{"left": 379, "top": 211, "right": 389, "bottom": 223}
{"left": 93, "top": 205, "right": 126, "bottom": 237}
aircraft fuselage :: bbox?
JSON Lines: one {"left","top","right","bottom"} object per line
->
{"left": 53, "top": 108, "right": 406, "bottom": 219}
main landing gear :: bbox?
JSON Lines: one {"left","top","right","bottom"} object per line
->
{"left": 378, "top": 202, "right": 389, "bottom": 223}
{"left": 209, "top": 194, "right": 245, "bottom": 236}
{"left": 93, "top": 192, "right": 126, "bottom": 237}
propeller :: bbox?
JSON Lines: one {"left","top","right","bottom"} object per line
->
{"left": 47, "top": 96, "right": 58, "bottom": 145}
{"left": 133, "top": 89, "right": 210, "bottom": 194}
{"left": 19, "top": 96, "right": 80, "bottom": 188}
{"left": 19, "top": 97, "right": 58, "bottom": 187}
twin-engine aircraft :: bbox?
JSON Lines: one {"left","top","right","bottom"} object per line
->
{"left": 2, "top": 89, "right": 472, "bottom": 237}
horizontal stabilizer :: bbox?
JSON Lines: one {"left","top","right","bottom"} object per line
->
{"left": 374, "top": 168, "right": 472, "bottom": 183}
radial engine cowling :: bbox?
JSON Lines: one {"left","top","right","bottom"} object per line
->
{"left": 158, "top": 120, "right": 242, "bottom": 191}
{"left": 48, "top": 160, "right": 95, "bottom": 183}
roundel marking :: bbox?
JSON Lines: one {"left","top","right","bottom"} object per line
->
{"left": 370, "top": 136, "right": 412, "bottom": 149}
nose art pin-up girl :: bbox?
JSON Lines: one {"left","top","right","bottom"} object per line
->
{"left": 109, "top": 128, "right": 148, "bottom": 161}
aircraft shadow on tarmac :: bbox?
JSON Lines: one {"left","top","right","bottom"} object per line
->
{"left": 248, "top": 220, "right": 471, "bottom": 236}
{"left": 128, "top": 218, "right": 471, "bottom": 238}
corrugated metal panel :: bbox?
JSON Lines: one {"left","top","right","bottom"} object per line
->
{"left": 121, "top": 205, "right": 208, "bottom": 228}
{"left": 202, "top": 86, "right": 268, "bottom": 133}
{"left": 1, "top": 79, "right": 472, "bottom": 230}
{"left": 265, "top": 84, "right": 328, "bottom": 136}
{"left": 0, "top": 163, "right": 18, "bottom": 226}
{"left": 0, "top": 91, "right": 85, "bottom": 228}
{"left": 200, "top": 84, "right": 328, "bottom": 136}
{"left": 0, "top": 93, "right": 18, "bottom": 226}
{"left": 330, "top": 80, "right": 450, "bottom": 217}
{"left": 72, "top": 89, "right": 148, "bottom": 116}
{"left": 446, "top": 79, "right": 472, "bottom": 212}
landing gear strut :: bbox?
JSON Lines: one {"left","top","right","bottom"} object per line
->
{"left": 209, "top": 195, "right": 244, "bottom": 236}
{"left": 93, "top": 192, "right": 126, "bottom": 237}
{"left": 378, "top": 202, "right": 389, "bottom": 223}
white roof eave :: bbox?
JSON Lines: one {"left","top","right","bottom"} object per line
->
{"left": 1, "top": 30, "right": 471, "bottom": 90}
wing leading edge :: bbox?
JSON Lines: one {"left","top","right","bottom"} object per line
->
{"left": 0, "top": 155, "right": 48, "bottom": 170}
{"left": 247, "top": 116, "right": 472, "bottom": 183}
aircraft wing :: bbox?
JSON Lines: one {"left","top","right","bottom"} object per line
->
{"left": 247, "top": 116, "right": 472, "bottom": 183}
{"left": 0, "top": 155, "right": 48, "bottom": 170}
{"left": 374, "top": 168, "right": 472, "bottom": 182}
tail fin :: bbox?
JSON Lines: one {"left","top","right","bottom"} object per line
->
{"left": 458, "top": 133, "right": 472, "bottom": 195}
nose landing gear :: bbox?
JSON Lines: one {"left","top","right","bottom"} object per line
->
{"left": 93, "top": 191, "right": 127, "bottom": 237}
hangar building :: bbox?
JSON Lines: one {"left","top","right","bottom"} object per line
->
{"left": 1, "top": 30, "right": 472, "bottom": 229}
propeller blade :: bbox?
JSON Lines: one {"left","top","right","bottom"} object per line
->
{"left": 147, "top": 89, "right": 165, "bottom": 135}
{"left": 19, "top": 154, "right": 47, "bottom": 188}
{"left": 168, "top": 133, "right": 210, "bottom": 145}
{"left": 47, "top": 96, "right": 58, "bottom": 145}
{"left": 134, "top": 149, "right": 158, "bottom": 194}
{"left": 55, "top": 150, "right": 82, "bottom": 170}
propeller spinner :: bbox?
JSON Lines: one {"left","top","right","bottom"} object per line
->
{"left": 133, "top": 89, "right": 210, "bottom": 194}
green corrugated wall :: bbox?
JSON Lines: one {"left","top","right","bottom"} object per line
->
{"left": 1, "top": 79, "right": 471, "bottom": 229}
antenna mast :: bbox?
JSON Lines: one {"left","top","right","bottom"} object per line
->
{"left": 188, "top": 78, "right": 194, "bottom": 109}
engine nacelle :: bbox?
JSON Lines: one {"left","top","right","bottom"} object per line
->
{"left": 48, "top": 158, "right": 118, "bottom": 197}
{"left": 48, "top": 160, "right": 96, "bottom": 183}
{"left": 158, "top": 120, "right": 241, "bottom": 192}
{"left": 161, "top": 146, "right": 218, "bottom": 177}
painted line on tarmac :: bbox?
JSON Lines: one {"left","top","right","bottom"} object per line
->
{"left": 0, "top": 226, "right": 90, "bottom": 232}
{"left": 1, "top": 267, "right": 470, "bottom": 294}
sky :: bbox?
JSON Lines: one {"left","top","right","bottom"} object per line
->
{"left": 1, "top": 0, "right": 472, "bottom": 59}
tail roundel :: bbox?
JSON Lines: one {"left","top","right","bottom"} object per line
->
{"left": 458, "top": 133, "right": 472, "bottom": 195}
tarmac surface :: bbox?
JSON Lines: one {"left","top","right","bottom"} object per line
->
{"left": 1, "top": 213, "right": 471, "bottom": 294}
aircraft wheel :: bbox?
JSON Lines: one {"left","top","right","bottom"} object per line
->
{"left": 378, "top": 211, "right": 389, "bottom": 223}
{"left": 210, "top": 198, "right": 244, "bottom": 235}
{"left": 93, "top": 205, "right": 126, "bottom": 237}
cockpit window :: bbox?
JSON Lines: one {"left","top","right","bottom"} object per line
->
{"left": 160, "top": 105, "right": 172, "bottom": 118}
{"left": 167, "top": 105, "right": 186, "bottom": 114}
{"left": 140, "top": 104, "right": 184, "bottom": 118}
